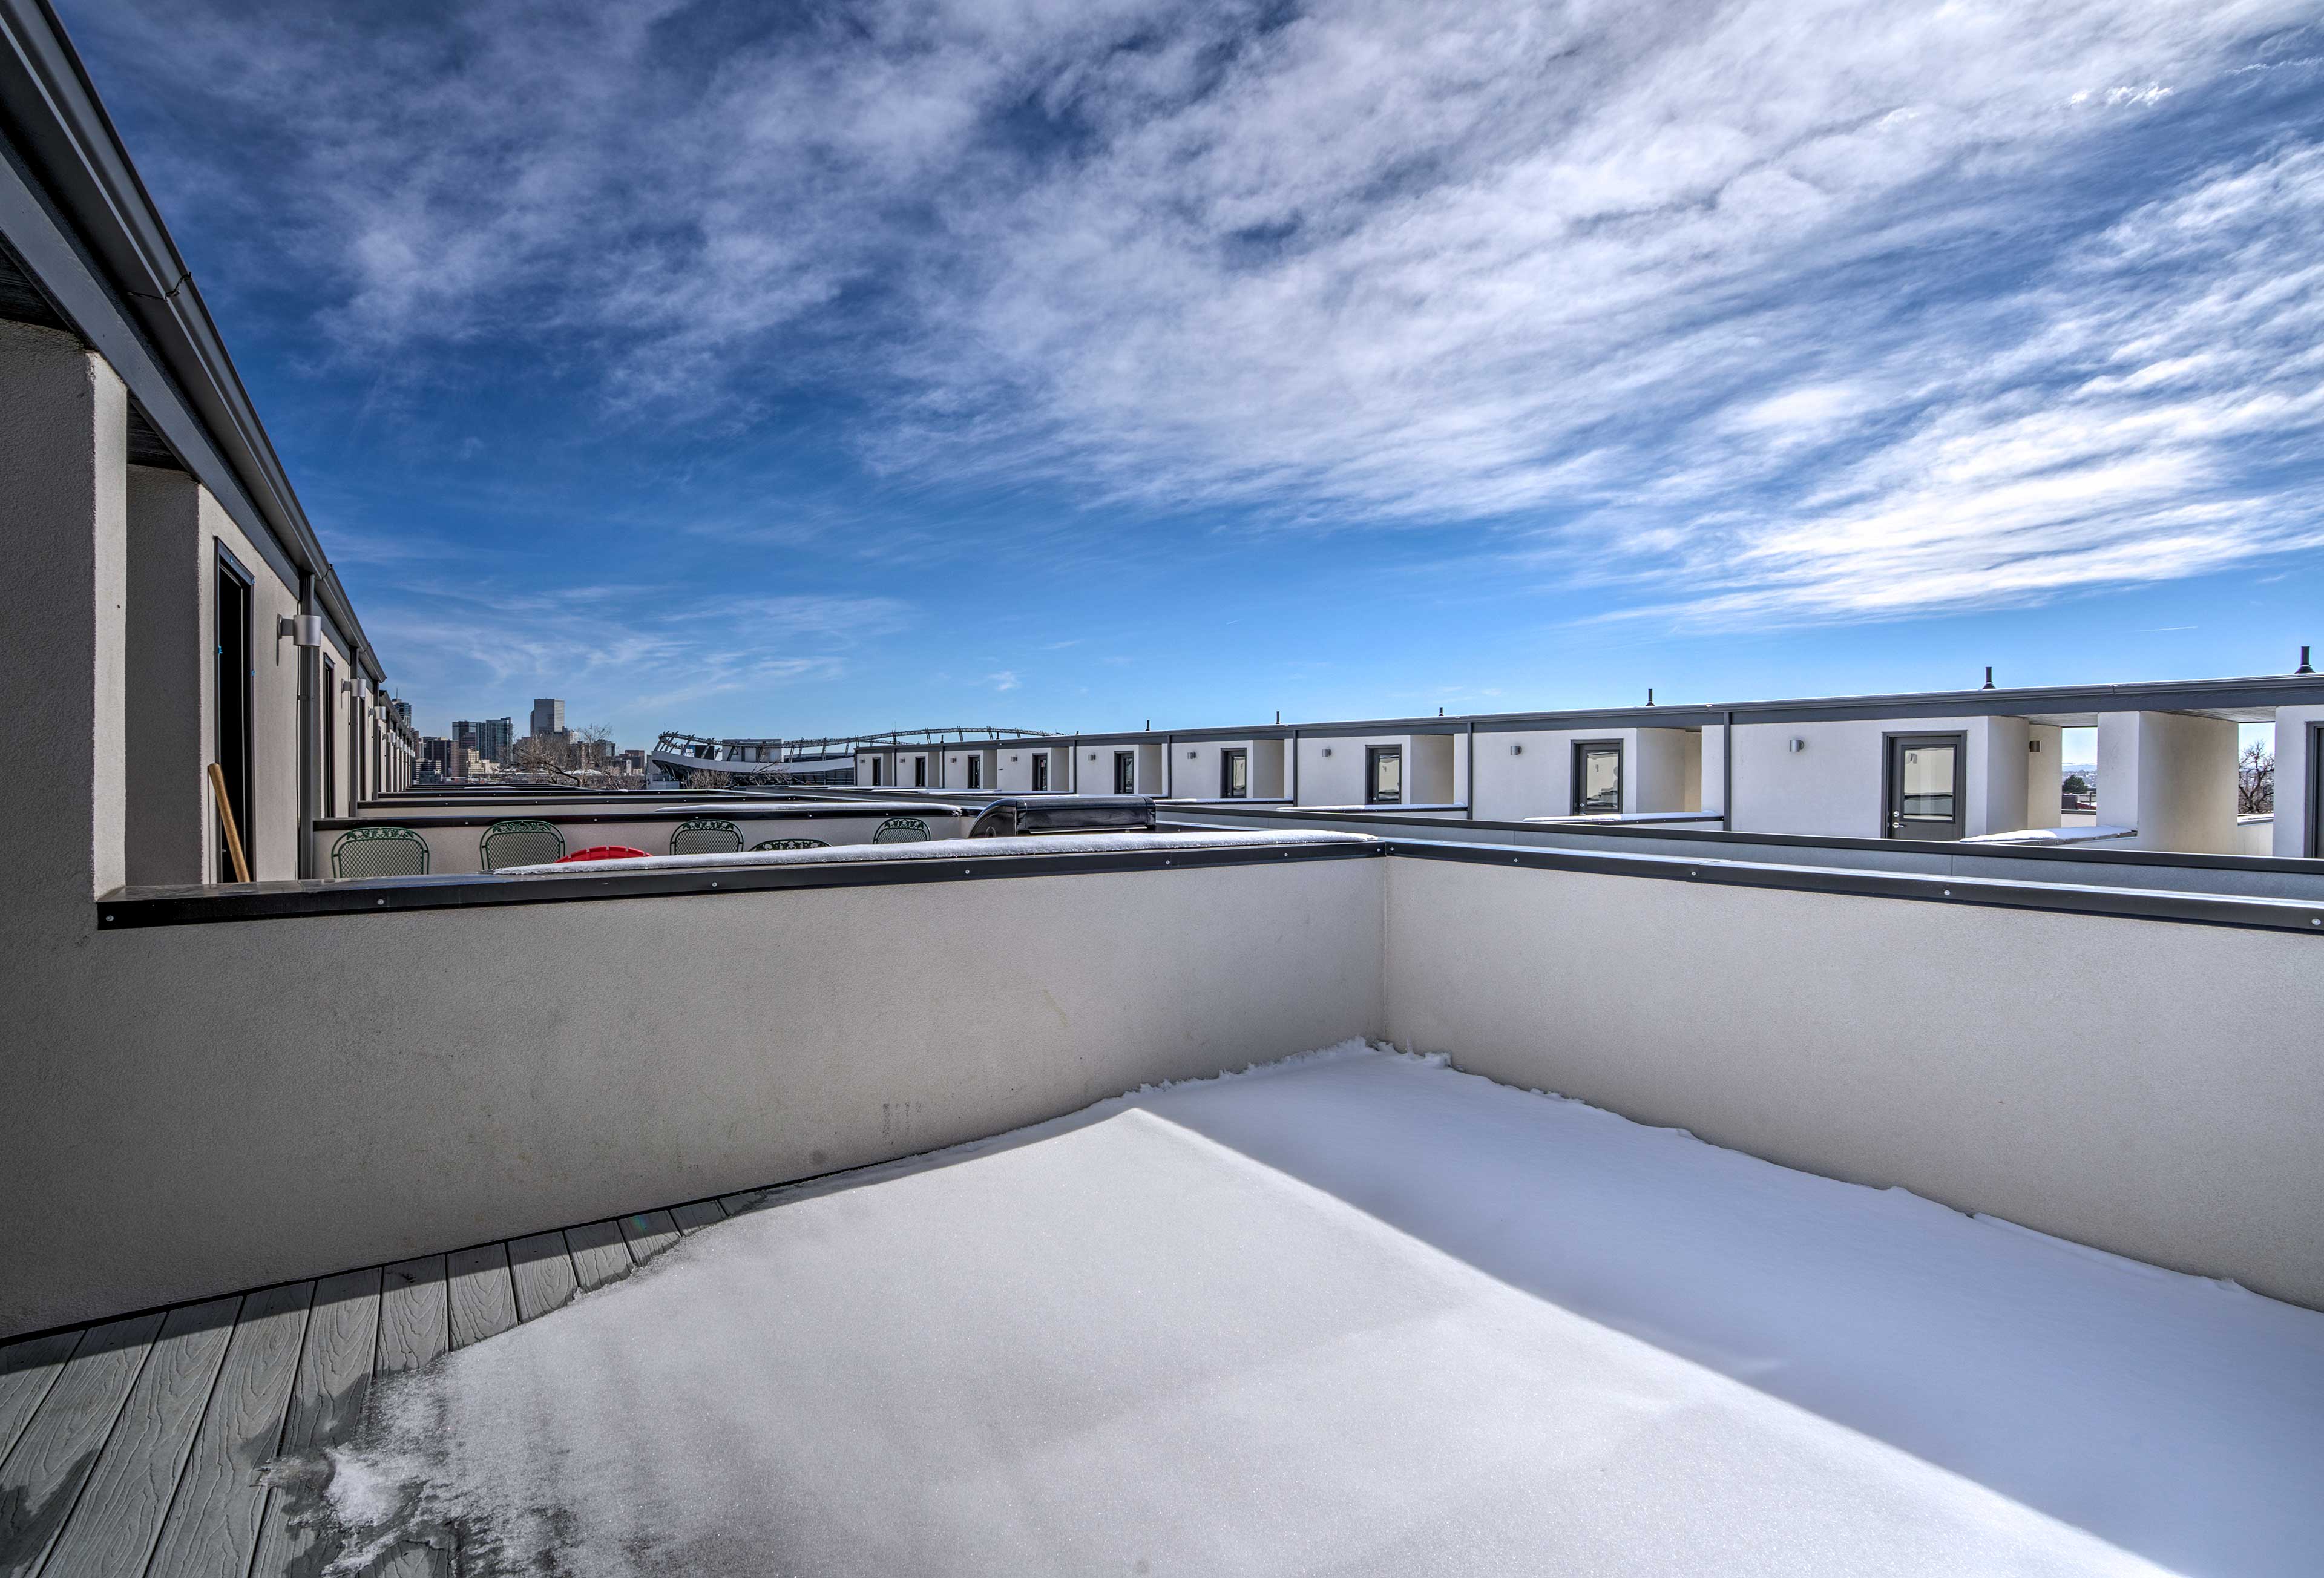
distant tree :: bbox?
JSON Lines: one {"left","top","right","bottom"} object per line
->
{"left": 2061, "top": 773, "right": 2090, "bottom": 794}
{"left": 2238, "top": 743, "right": 2274, "bottom": 815}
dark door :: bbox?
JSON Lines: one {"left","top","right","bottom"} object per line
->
{"left": 1221, "top": 748, "right": 1249, "bottom": 798}
{"left": 1366, "top": 746, "right": 1402, "bottom": 805}
{"left": 914, "top": 756, "right": 927, "bottom": 788}
{"left": 320, "top": 658, "right": 336, "bottom": 818}
{"left": 1572, "top": 740, "right": 1623, "bottom": 814}
{"left": 213, "top": 553, "right": 253, "bottom": 879}
{"left": 1032, "top": 754, "right": 1049, "bottom": 791}
{"left": 967, "top": 756, "right": 982, "bottom": 789}
{"left": 1886, "top": 733, "right": 1966, "bottom": 840}
{"left": 1114, "top": 751, "right": 1135, "bottom": 794}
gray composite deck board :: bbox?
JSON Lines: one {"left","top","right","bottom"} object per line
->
{"left": 445, "top": 1246, "right": 517, "bottom": 1349}
{"left": 36, "top": 1297, "right": 239, "bottom": 1578}
{"left": 5, "top": 1175, "right": 793, "bottom": 1578}
{"left": 507, "top": 1234, "right": 580, "bottom": 1322}
{"left": 671, "top": 1200, "right": 727, "bottom": 1234}
{"left": 0, "top": 1334, "right": 81, "bottom": 1473}
{"left": 615, "top": 1210, "right": 682, "bottom": 1265}
{"left": 562, "top": 1222, "right": 634, "bottom": 1292}
{"left": 0, "top": 1312, "right": 163, "bottom": 1578}
{"left": 248, "top": 1269, "right": 381, "bottom": 1578}
{"left": 143, "top": 1281, "right": 312, "bottom": 1578}
{"left": 375, "top": 1258, "right": 448, "bottom": 1378}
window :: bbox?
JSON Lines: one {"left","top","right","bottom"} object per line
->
{"left": 320, "top": 658, "right": 336, "bottom": 818}
{"left": 914, "top": 756, "right": 927, "bottom": 788}
{"left": 1365, "top": 746, "right": 1402, "bottom": 805}
{"left": 967, "top": 755, "right": 982, "bottom": 790}
{"left": 1221, "top": 748, "right": 1249, "bottom": 799}
{"left": 1114, "top": 750, "right": 1135, "bottom": 795}
{"left": 1571, "top": 741, "right": 1623, "bottom": 815}
{"left": 1032, "top": 754, "right": 1049, "bottom": 792}
{"left": 213, "top": 549, "right": 253, "bottom": 879}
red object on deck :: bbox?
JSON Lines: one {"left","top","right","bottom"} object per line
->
{"left": 556, "top": 845, "right": 649, "bottom": 863}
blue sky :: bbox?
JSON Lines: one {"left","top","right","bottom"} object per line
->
{"left": 67, "top": 1, "right": 2324, "bottom": 747}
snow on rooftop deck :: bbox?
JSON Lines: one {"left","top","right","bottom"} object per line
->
{"left": 326, "top": 1049, "right": 2324, "bottom": 1576}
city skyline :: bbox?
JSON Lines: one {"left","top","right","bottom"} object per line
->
{"left": 64, "top": 1, "right": 2324, "bottom": 746}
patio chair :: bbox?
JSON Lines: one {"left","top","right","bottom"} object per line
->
{"left": 872, "top": 817, "right": 931, "bottom": 843}
{"left": 671, "top": 818, "right": 744, "bottom": 855}
{"left": 556, "top": 846, "right": 649, "bottom": 863}
{"left": 480, "top": 818, "right": 566, "bottom": 872}
{"left": 752, "top": 837, "right": 830, "bottom": 850}
{"left": 330, "top": 824, "right": 430, "bottom": 879}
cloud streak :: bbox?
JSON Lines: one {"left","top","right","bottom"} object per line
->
{"left": 71, "top": 0, "right": 2324, "bottom": 631}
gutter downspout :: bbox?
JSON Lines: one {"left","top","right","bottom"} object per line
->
{"left": 295, "top": 570, "right": 318, "bottom": 878}
{"left": 1290, "top": 728, "right": 1299, "bottom": 804}
{"left": 1722, "top": 709, "right": 1735, "bottom": 832}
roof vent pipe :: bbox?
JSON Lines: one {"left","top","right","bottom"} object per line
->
{"left": 1647, "top": 688, "right": 1654, "bottom": 706}
{"left": 1983, "top": 666, "right": 1995, "bottom": 689}
{"left": 2300, "top": 646, "right": 2314, "bottom": 676}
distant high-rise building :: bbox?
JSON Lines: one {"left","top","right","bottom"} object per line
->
{"left": 419, "top": 735, "right": 456, "bottom": 779}
{"left": 531, "top": 698, "right": 566, "bottom": 740}
{"left": 453, "top": 717, "right": 515, "bottom": 763}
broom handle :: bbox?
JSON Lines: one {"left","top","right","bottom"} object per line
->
{"left": 208, "top": 761, "right": 251, "bottom": 883}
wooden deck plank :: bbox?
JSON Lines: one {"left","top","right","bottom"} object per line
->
{"left": 36, "top": 1297, "right": 238, "bottom": 1578}
{"left": 445, "top": 1246, "right": 517, "bottom": 1349}
{"left": 507, "top": 1234, "right": 580, "bottom": 1322}
{"left": 143, "top": 1281, "right": 312, "bottom": 1578}
{"left": 0, "top": 1333, "right": 81, "bottom": 1471}
{"left": 0, "top": 1312, "right": 162, "bottom": 1578}
{"left": 562, "top": 1223, "right": 632, "bottom": 1292}
{"left": 248, "top": 1269, "right": 382, "bottom": 1578}
{"left": 670, "top": 1200, "right": 727, "bottom": 1235}
{"left": 616, "top": 1210, "right": 682, "bottom": 1266}
{"left": 375, "top": 1258, "right": 448, "bottom": 1378}
{"left": 717, "top": 1186, "right": 778, "bottom": 1217}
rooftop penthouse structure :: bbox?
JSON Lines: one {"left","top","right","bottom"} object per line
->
{"left": 3, "top": 7, "right": 2322, "bottom": 1575}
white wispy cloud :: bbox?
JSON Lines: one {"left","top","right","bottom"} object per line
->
{"left": 73, "top": 0, "right": 2324, "bottom": 629}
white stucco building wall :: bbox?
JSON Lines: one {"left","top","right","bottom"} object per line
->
{"left": 2272, "top": 705, "right": 2324, "bottom": 858}
{"left": 1729, "top": 715, "right": 2032, "bottom": 840}
{"left": 1469, "top": 726, "right": 1710, "bottom": 821}
{"left": 2095, "top": 711, "right": 2239, "bottom": 855}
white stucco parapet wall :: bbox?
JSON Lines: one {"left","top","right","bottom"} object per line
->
{"left": 496, "top": 829, "right": 1376, "bottom": 877}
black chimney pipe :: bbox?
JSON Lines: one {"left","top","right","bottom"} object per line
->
{"left": 1983, "top": 666, "right": 1995, "bottom": 689}
{"left": 2300, "top": 646, "right": 2314, "bottom": 676}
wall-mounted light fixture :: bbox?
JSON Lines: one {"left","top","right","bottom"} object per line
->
{"left": 1787, "top": 737, "right": 1806, "bottom": 754}
{"left": 1088, "top": 752, "right": 1097, "bottom": 761}
{"left": 277, "top": 613, "right": 323, "bottom": 647}
{"left": 1187, "top": 750, "right": 1198, "bottom": 760}
{"left": 1320, "top": 747, "right": 1333, "bottom": 758}
{"left": 1509, "top": 743, "right": 1524, "bottom": 756}
{"left": 1009, "top": 755, "right": 1019, "bottom": 762}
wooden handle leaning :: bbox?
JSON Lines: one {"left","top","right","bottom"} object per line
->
{"left": 208, "top": 760, "right": 252, "bottom": 883}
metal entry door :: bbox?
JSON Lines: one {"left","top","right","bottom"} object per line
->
{"left": 1886, "top": 733, "right": 1966, "bottom": 840}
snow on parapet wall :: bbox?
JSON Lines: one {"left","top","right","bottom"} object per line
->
{"left": 494, "top": 829, "right": 1375, "bottom": 877}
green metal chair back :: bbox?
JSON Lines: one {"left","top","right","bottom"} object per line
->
{"left": 672, "top": 818, "right": 744, "bottom": 855}
{"left": 752, "top": 837, "right": 829, "bottom": 850}
{"left": 480, "top": 818, "right": 566, "bottom": 872}
{"left": 873, "top": 817, "right": 931, "bottom": 843}
{"left": 331, "top": 824, "right": 430, "bottom": 879}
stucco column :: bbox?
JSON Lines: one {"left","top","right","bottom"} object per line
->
{"left": 0, "top": 321, "right": 128, "bottom": 912}
{"left": 2096, "top": 711, "right": 2239, "bottom": 855}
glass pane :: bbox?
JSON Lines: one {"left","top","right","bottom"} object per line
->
{"left": 1900, "top": 745, "right": 1955, "bottom": 819}
{"left": 1578, "top": 746, "right": 1621, "bottom": 812}
{"left": 1372, "top": 751, "right": 1401, "bottom": 799}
